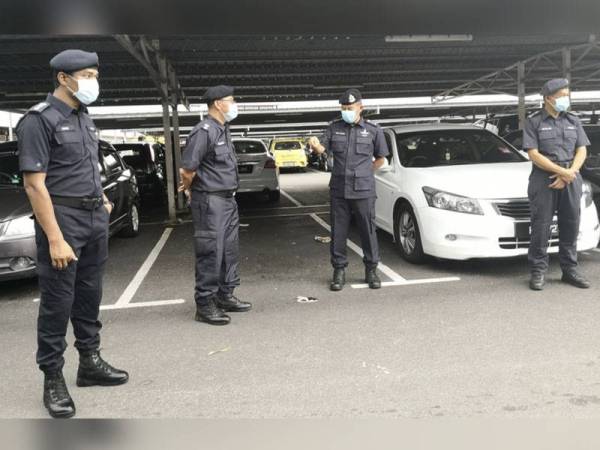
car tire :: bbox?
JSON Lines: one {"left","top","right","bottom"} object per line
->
{"left": 393, "top": 203, "right": 426, "bottom": 264}
{"left": 267, "top": 190, "right": 281, "bottom": 203}
{"left": 118, "top": 202, "right": 140, "bottom": 238}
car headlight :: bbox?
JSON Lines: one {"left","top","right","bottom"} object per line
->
{"left": 582, "top": 181, "right": 594, "bottom": 208}
{"left": 422, "top": 186, "right": 484, "bottom": 215}
{"left": 0, "top": 215, "right": 35, "bottom": 240}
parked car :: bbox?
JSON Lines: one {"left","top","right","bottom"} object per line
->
{"left": 0, "top": 140, "right": 140, "bottom": 281}
{"left": 112, "top": 142, "right": 166, "bottom": 202}
{"left": 233, "top": 138, "right": 280, "bottom": 202}
{"left": 269, "top": 138, "right": 308, "bottom": 170}
{"left": 374, "top": 124, "right": 600, "bottom": 263}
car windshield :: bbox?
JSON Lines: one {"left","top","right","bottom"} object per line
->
{"left": 115, "top": 147, "right": 147, "bottom": 169}
{"left": 234, "top": 141, "right": 266, "bottom": 155}
{"left": 273, "top": 141, "right": 302, "bottom": 150}
{"left": 0, "top": 153, "right": 22, "bottom": 186}
{"left": 396, "top": 129, "right": 526, "bottom": 167}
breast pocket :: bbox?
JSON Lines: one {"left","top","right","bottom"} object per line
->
{"left": 330, "top": 135, "right": 347, "bottom": 154}
{"left": 86, "top": 125, "right": 99, "bottom": 143}
{"left": 53, "top": 126, "right": 83, "bottom": 163}
{"left": 214, "top": 145, "right": 231, "bottom": 163}
{"left": 538, "top": 129, "right": 557, "bottom": 141}
{"left": 356, "top": 136, "right": 374, "bottom": 155}
{"left": 564, "top": 128, "right": 578, "bottom": 145}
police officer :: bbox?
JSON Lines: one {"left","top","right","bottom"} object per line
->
{"left": 523, "top": 78, "right": 591, "bottom": 290}
{"left": 308, "top": 89, "right": 389, "bottom": 291}
{"left": 17, "top": 50, "right": 128, "bottom": 419}
{"left": 179, "top": 85, "right": 251, "bottom": 325}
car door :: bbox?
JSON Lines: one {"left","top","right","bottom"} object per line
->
{"left": 374, "top": 129, "right": 398, "bottom": 231}
{"left": 100, "top": 143, "right": 128, "bottom": 226}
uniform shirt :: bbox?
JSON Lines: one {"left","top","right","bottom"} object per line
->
{"left": 181, "top": 115, "right": 239, "bottom": 192}
{"left": 523, "top": 109, "right": 590, "bottom": 162}
{"left": 321, "top": 118, "right": 389, "bottom": 199}
{"left": 16, "top": 94, "right": 103, "bottom": 198}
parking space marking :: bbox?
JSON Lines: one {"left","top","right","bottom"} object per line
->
{"left": 112, "top": 227, "right": 174, "bottom": 308}
{"left": 281, "top": 189, "right": 461, "bottom": 288}
{"left": 101, "top": 299, "right": 185, "bottom": 311}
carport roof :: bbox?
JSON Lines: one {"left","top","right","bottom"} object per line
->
{"left": 1, "top": 33, "right": 599, "bottom": 111}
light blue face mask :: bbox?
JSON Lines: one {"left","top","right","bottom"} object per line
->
{"left": 224, "top": 102, "right": 238, "bottom": 122}
{"left": 341, "top": 109, "right": 357, "bottom": 124}
{"left": 553, "top": 95, "right": 570, "bottom": 113}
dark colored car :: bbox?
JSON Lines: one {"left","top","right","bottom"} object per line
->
{"left": 503, "top": 125, "right": 600, "bottom": 216}
{"left": 0, "top": 140, "right": 140, "bottom": 281}
{"left": 112, "top": 142, "right": 166, "bottom": 202}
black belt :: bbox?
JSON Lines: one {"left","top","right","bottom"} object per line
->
{"left": 51, "top": 195, "right": 104, "bottom": 211}
{"left": 204, "top": 190, "right": 236, "bottom": 198}
{"left": 554, "top": 160, "right": 574, "bottom": 168}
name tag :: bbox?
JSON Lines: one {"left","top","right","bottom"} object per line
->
{"left": 217, "top": 141, "right": 226, "bottom": 145}
{"left": 540, "top": 127, "right": 553, "bottom": 131}
{"left": 335, "top": 132, "right": 346, "bottom": 136}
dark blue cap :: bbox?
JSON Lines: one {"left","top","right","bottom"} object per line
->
{"left": 50, "top": 49, "right": 99, "bottom": 73}
{"left": 339, "top": 88, "right": 362, "bottom": 105}
{"left": 541, "top": 78, "right": 569, "bottom": 97}
{"left": 202, "top": 85, "right": 235, "bottom": 103}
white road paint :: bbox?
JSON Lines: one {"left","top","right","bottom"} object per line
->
{"left": 112, "top": 227, "right": 174, "bottom": 308}
{"left": 101, "top": 299, "right": 185, "bottom": 311}
{"left": 281, "top": 189, "right": 461, "bottom": 288}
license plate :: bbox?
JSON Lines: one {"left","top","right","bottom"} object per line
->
{"left": 283, "top": 162, "right": 296, "bottom": 167}
{"left": 515, "top": 221, "right": 559, "bottom": 239}
{"left": 238, "top": 165, "right": 253, "bottom": 174}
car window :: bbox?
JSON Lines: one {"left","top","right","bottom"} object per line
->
{"left": 384, "top": 131, "right": 394, "bottom": 165}
{"left": 396, "top": 129, "right": 526, "bottom": 168}
{"left": 584, "top": 128, "right": 600, "bottom": 155}
{"left": 0, "top": 153, "right": 22, "bottom": 186}
{"left": 273, "top": 141, "right": 302, "bottom": 150}
{"left": 234, "top": 141, "right": 266, "bottom": 154}
{"left": 102, "top": 150, "right": 122, "bottom": 177}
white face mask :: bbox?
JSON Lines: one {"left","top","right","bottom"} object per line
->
{"left": 68, "top": 76, "right": 100, "bottom": 105}
{"left": 222, "top": 102, "right": 238, "bottom": 122}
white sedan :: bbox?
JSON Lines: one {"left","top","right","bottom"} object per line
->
{"left": 374, "top": 124, "right": 600, "bottom": 263}
{"left": 233, "top": 138, "right": 280, "bottom": 202}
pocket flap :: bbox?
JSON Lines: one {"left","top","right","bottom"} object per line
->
{"left": 538, "top": 129, "right": 556, "bottom": 140}
{"left": 54, "top": 127, "right": 80, "bottom": 144}
{"left": 354, "top": 167, "right": 373, "bottom": 177}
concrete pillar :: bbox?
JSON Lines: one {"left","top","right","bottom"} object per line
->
{"left": 517, "top": 62, "right": 526, "bottom": 130}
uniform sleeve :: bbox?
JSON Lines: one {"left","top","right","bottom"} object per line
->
{"left": 180, "top": 129, "right": 208, "bottom": 171}
{"left": 522, "top": 117, "right": 539, "bottom": 150}
{"left": 320, "top": 126, "right": 332, "bottom": 151}
{"left": 16, "top": 114, "right": 51, "bottom": 173}
{"left": 575, "top": 119, "right": 591, "bottom": 148}
{"left": 373, "top": 126, "right": 390, "bottom": 159}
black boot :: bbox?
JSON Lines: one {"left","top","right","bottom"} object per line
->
{"left": 216, "top": 294, "right": 252, "bottom": 312}
{"left": 330, "top": 268, "right": 345, "bottom": 291}
{"left": 43, "top": 370, "right": 76, "bottom": 419}
{"left": 561, "top": 270, "right": 591, "bottom": 289}
{"left": 76, "top": 351, "right": 129, "bottom": 387}
{"left": 366, "top": 267, "right": 381, "bottom": 289}
{"left": 529, "top": 272, "right": 545, "bottom": 291}
{"left": 195, "top": 297, "right": 231, "bottom": 325}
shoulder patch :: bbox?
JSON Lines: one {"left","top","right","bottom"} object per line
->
{"left": 201, "top": 122, "right": 211, "bottom": 131}
{"left": 528, "top": 110, "right": 542, "bottom": 118}
{"left": 28, "top": 102, "right": 50, "bottom": 114}
{"left": 566, "top": 111, "right": 579, "bottom": 117}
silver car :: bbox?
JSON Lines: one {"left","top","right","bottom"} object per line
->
{"left": 233, "top": 138, "right": 280, "bottom": 202}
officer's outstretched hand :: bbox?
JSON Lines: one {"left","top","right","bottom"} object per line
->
{"left": 50, "top": 239, "right": 78, "bottom": 270}
{"left": 307, "top": 136, "right": 320, "bottom": 149}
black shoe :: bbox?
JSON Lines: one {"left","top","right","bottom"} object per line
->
{"left": 561, "top": 270, "right": 591, "bottom": 289}
{"left": 330, "top": 268, "right": 345, "bottom": 291}
{"left": 529, "top": 273, "right": 545, "bottom": 291}
{"left": 216, "top": 294, "right": 252, "bottom": 312}
{"left": 76, "top": 351, "right": 129, "bottom": 387}
{"left": 43, "top": 371, "right": 75, "bottom": 419}
{"left": 195, "top": 299, "right": 231, "bottom": 325}
{"left": 366, "top": 268, "right": 381, "bottom": 289}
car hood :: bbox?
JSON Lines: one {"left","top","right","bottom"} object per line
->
{"left": 411, "top": 162, "right": 533, "bottom": 199}
{"left": 0, "top": 187, "right": 32, "bottom": 222}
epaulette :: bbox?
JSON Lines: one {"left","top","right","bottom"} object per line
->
{"left": 28, "top": 102, "right": 50, "bottom": 114}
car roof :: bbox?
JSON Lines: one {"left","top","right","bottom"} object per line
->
{"left": 386, "top": 123, "right": 484, "bottom": 134}
{"left": 231, "top": 138, "right": 267, "bottom": 144}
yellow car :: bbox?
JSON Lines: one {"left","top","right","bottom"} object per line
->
{"left": 269, "top": 138, "right": 308, "bottom": 170}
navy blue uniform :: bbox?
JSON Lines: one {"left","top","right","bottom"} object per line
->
{"left": 181, "top": 115, "right": 240, "bottom": 305}
{"left": 523, "top": 109, "right": 590, "bottom": 274}
{"left": 321, "top": 118, "right": 389, "bottom": 269}
{"left": 16, "top": 94, "right": 108, "bottom": 374}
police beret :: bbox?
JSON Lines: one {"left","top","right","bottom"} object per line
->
{"left": 541, "top": 78, "right": 569, "bottom": 97}
{"left": 49, "top": 49, "right": 99, "bottom": 73}
{"left": 202, "top": 85, "right": 235, "bottom": 103}
{"left": 339, "top": 88, "right": 362, "bottom": 105}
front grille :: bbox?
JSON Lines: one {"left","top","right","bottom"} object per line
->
{"left": 498, "top": 237, "right": 560, "bottom": 250}
{"left": 493, "top": 199, "right": 531, "bottom": 220}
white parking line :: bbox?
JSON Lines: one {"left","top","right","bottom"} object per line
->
{"left": 280, "top": 189, "right": 460, "bottom": 287}
{"left": 112, "top": 227, "right": 174, "bottom": 308}
{"left": 101, "top": 299, "right": 185, "bottom": 311}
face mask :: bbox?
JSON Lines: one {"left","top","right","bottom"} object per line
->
{"left": 69, "top": 76, "right": 100, "bottom": 105}
{"left": 223, "top": 102, "right": 238, "bottom": 122}
{"left": 553, "top": 95, "right": 570, "bottom": 113}
{"left": 341, "top": 109, "right": 357, "bottom": 124}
